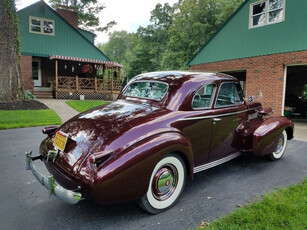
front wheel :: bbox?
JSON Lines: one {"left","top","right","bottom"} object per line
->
{"left": 137, "top": 154, "right": 186, "bottom": 214}
{"left": 268, "top": 130, "right": 288, "bottom": 161}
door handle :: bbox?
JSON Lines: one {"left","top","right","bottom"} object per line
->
{"left": 212, "top": 118, "right": 222, "bottom": 122}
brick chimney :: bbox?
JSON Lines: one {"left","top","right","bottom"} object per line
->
{"left": 56, "top": 4, "right": 79, "bottom": 30}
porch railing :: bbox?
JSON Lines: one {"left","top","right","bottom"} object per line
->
{"left": 56, "top": 76, "right": 121, "bottom": 92}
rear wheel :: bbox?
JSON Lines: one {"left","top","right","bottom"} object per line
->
{"left": 137, "top": 154, "right": 186, "bottom": 214}
{"left": 268, "top": 130, "right": 287, "bottom": 161}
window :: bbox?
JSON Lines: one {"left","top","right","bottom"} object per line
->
{"left": 192, "top": 84, "right": 216, "bottom": 109}
{"left": 32, "top": 61, "right": 39, "bottom": 81}
{"left": 250, "top": 0, "right": 285, "bottom": 28}
{"left": 29, "top": 16, "right": 54, "bottom": 35}
{"left": 215, "top": 83, "right": 244, "bottom": 108}
{"left": 124, "top": 81, "right": 168, "bottom": 101}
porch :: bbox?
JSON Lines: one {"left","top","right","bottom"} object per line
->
{"left": 55, "top": 71, "right": 122, "bottom": 100}
{"left": 32, "top": 55, "right": 122, "bottom": 100}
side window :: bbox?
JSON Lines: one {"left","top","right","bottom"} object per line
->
{"left": 192, "top": 84, "right": 216, "bottom": 109}
{"left": 215, "top": 83, "right": 244, "bottom": 107}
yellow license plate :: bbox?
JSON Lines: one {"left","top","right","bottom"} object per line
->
{"left": 53, "top": 131, "right": 68, "bottom": 151}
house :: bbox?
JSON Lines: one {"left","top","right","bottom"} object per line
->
{"left": 188, "top": 0, "right": 307, "bottom": 116}
{"left": 18, "top": 0, "right": 122, "bottom": 100}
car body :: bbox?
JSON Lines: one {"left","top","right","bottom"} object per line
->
{"left": 26, "top": 71, "right": 294, "bottom": 214}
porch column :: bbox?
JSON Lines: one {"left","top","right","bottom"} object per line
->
{"left": 102, "top": 65, "right": 106, "bottom": 90}
{"left": 55, "top": 60, "right": 58, "bottom": 91}
{"left": 76, "top": 75, "right": 79, "bottom": 91}
{"left": 118, "top": 67, "right": 121, "bottom": 82}
{"left": 95, "top": 77, "right": 97, "bottom": 92}
{"left": 111, "top": 67, "right": 114, "bottom": 93}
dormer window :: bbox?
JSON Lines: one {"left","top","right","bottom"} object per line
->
{"left": 29, "top": 16, "right": 55, "bottom": 35}
{"left": 249, "top": 0, "right": 285, "bottom": 28}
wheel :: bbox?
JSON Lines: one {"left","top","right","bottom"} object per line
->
{"left": 137, "top": 154, "right": 186, "bottom": 214}
{"left": 268, "top": 130, "right": 287, "bottom": 161}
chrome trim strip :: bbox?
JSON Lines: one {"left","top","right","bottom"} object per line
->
{"left": 193, "top": 152, "right": 241, "bottom": 174}
{"left": 179, "top": 106, "right": 261, "bottom": 121}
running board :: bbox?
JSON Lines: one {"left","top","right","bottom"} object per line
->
{"left": 193, "top": 152, "right": 241, "bottom": 174}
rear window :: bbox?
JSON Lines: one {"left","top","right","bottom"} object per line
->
{"left": 124, "top": 81, "right": 168, "bottom": 101}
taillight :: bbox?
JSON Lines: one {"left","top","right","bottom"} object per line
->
{"left": 89, "top": 155, "right": 96, "bottom": 164}
{"left": 42, "top": 126, "right": 59, "bottom": 135}
{"left": 89, "top": 151, "right": 113, "bottom": 165}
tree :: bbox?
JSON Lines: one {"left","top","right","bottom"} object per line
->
{"left": 124, "top": 3, "right": 174, "bottom": 77}
{"left": 101, "top": 0, "right": 244, "bottom": 78}
{"left": 98, "top": 30, "right": 136, "bottom": 81}
{"left": 49, "top": 0, "right": 116, "bottom": 32}
{"left": 0, "top": 0, "right": 23, "bottom": 101}
{"left": 162, "top": 0, "right": 244, "bottom": 70}
{"left": 136, "top": 3, "right": 174, "bottom": 71}
{"left": 101, "top": 3, "right": 174, "bottom": 81}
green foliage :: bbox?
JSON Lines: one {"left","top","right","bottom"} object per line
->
{"left": 101, "top": 3, "right": 174, "bottom": 80}
{"left": 0, "top": 109, "right": 61, "bottom": 129}
{"left": 102, "top": 0, "right": 243, "bottom": 79}
{"left": 163, "top": 0, "right": 243, "bottom": 70}
{"left": 49, "top": 0, "right": 116, "bottom": 32}
{"left": 66, "top": 100, "right": 109, "bottom": 112}
{"left": 98, "top": 31, "right": 137, "bottom": 82}
{"left": 3, "top": 0, "right": 21, "bottom": 56}
{"left": 24, "top": 90, "right": 36, "bottom": 100}
{"left": 202, "top": 178, "right": 307, "bottom": 230}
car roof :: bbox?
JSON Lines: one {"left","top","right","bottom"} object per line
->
{"left": 131, "top": 71, "right": 237, "bottom": 84}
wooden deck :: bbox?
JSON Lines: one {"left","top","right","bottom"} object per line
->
{"left": 55, "top": 76, "right": 121, "bottom": 100}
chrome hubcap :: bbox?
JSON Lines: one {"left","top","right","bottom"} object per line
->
{"left": 152, "top": 164, "right": 178, "bottom": 201}
{"left": 275, "top": 134, "right": 285, "bottom": 155}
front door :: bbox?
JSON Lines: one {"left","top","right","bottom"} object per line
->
{"left": 32, "top": 59, "right": 41, "bottom": 86}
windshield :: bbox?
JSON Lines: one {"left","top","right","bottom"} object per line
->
{"left": 124, "top": 81, "right": 168, "bottom": 101}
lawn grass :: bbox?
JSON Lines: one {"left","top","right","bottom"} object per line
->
{"left": 66, "top": 100, "right": 109, "bottom": 113}
{"left": 0, "top": 110, "right": 61, "bottom": 129}
{"left": 200, "top": 178, "right": 307, "bottom": 230}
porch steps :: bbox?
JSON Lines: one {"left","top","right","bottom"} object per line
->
{"left": 33, "top": 91, "right": 54, "bottom": 99}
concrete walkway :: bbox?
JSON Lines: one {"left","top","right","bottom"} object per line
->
{"left": 38, "top": 99, "right": 79, "bottom": 123}
{"left": 292, "top": 119, "right": 307, "bottom": 141}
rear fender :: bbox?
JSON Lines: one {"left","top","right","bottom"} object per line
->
{"left": 90, "top": 132, "right": 193, "bottom": 204}
{"left": 252, "top": 116, "right": 294, "bottom": 156}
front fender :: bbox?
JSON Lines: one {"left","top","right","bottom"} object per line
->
{"left": 89, "top": 132, "right": 193, "bottom": 204}
{"left": 252, "top": 116, "right": 294, "bottom": 156}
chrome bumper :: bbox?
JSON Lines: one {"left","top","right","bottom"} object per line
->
{"left": 25, "top": 151, "right": 83, "bottom": 205}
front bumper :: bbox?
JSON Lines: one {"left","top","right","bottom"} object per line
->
{"left": 25, "top": 151, "right": 83, "bottom": 205}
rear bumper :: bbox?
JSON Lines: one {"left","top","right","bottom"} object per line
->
{"left": 25, "top": 151, "right": 83, "bottom": 205}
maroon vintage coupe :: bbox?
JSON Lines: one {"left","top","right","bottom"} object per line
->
{"left": 26, "top": 71, "right": 294, "bottom": 214}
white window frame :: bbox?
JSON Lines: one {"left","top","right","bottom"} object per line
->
{"left": 29, "top": 16, "right": 55, "bottom": 36}
{"left": 249, "top": 0, "right": 286, "bottom": 29}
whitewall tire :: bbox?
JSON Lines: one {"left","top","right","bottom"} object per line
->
{"left": 268, "top": 130, "right": 287, "bottom": 161}
{"left": 138, "top": 154, "right": 186, "bottom": 214}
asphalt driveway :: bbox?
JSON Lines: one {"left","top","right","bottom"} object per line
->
{"left": 0, "top": 127, "right": 306, "bottom": 230}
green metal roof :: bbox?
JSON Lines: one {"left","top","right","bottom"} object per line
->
{"left": 18, "top": 1, "right": 110, "bottom": 62}
{"left": 189, "top": 0, "right": 307, "bottom": 66}
{"left": 78, "top": 28, "right": 96, "bottom": 44}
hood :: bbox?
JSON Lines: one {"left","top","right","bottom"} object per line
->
{"left": 42, "top": 100, "right": 170, "bottom": 182}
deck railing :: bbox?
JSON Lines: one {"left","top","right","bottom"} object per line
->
{"left": 56, "top": 76, "right": 121, "bottom": 92}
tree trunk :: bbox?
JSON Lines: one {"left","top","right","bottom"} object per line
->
{"left": 0, "top": 0, "right": 23, "bottom": 101}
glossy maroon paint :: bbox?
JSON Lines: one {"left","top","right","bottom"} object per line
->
{"left": 39, "top": 71, "right": 294, "bottom": 204}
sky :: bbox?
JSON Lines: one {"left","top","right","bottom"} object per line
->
{"left": 16, "top": 0, "right": 178, "bottom": 44}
